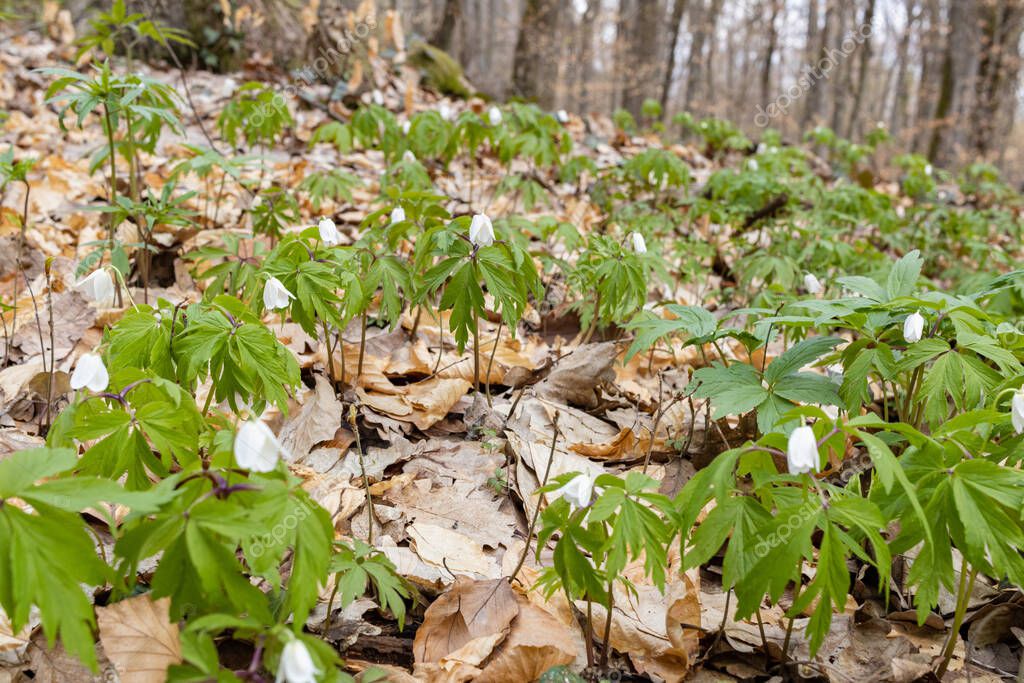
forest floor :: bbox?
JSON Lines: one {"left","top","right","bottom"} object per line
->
{"left": 0, "top": 16, "right": 1020, "bottom": 683}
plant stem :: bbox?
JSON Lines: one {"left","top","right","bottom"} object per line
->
{"left": 509, "top": 412, "right": 560, "bottom": 584}
{"left": 782, "top": 574, "right": 803, "bottom": 661}
{"left": 484, "top": 317, "right": 503, "bottom": 407}
{"left": 102, "top": 104, "right": 124, "bottom": 307}
{"left": 321, "top": 319, "right": 337, "bottom": 387}
{"left": 202, "top": 387, "right": 215, "bottom": 415}
{"left": 7, "top": 180, "right": 30, "bottom": 367}
{"left": 472, "top": 306, "right": 481, "bottom": 393}
{"left": 102, "top": 104, "right": 119, "bottom": 254}
{"left": 409, "top": 305, "right": 423, "bottom": 339}
{"left": 937, "top": 556, "right": 977, "bottom": 678}
{"left": 42, "top": 263, "right": 55, "bottom": 433}
{"left": 349, "top": 405, "right": 375, "bottom": 544}
{"left": 584, "top": 598, "right": 596, "bottom": 668}
{"left": 357, "top": 311, "right": 368, "bottom": 378}
{"left": 599, "top": 578, "right": 614, "bottom": 668}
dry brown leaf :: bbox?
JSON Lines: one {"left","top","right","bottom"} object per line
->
{"left": 474, "top": 598, "right": 576, "bottom": 683}
{"left": 588, "top": 552, "right": 700, "bottom": 683}
{"left": 412, "top": 633, "right": 502, "bottom": 683}
{"left": 278, "top": 374, "right": 342, "bottom": 463}
{"left": 358, "top": 376, "right": 471, "bottom": 431}
{"left": 407, "top": 522, "right": 496, "bottom": 577}
{"left": 413, "top": 577, "right": 519, "bottom": 664}
{"left": 569, "top": 426, "right": 650, "bottom": 461}
{"left": 535, "top": 341, "right": 618, "bottom": 408}
{"left": 96, "top": 595, "right": 181, "bottom": 682}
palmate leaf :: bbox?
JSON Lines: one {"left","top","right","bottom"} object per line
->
{"left": 281, "top": 492, "right": 333, "bottom": 626}
{"left": 330, "top": 540, "right": 411, "bottom": 630}
{"left": 763, "top": 336, "right": 841, "bottom": 384}
{"left": 175, "top": 297, "right": 300, "bottom": 413}
{"left": 0, "top": 448, "right": 122, "bottom": 671}
{"left": 438, "top": 261, "right": 484, "bottom": 352}
{"left": 624, "top": 304, "right": 718, "bottom": 360}
{"left": 790, "top": 524, "right": 849, "bottom": 655}
{"left": 691, "top": 336, "right": 841, "bottom": 432}
{"left": 691, "top": 363, "right": 768, "bottom": 417}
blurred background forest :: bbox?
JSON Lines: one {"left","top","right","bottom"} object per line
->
{"left": 23, "top": 0, "right": 1024, "bottom": 181}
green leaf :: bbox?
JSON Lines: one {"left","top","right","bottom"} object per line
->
{"left": 764, "top": 337, "right": 840, "bottom": 385}
{"left": 886, "top": 250, "right": 923, "bottom": 300}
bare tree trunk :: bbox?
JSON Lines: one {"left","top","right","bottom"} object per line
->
{"left": 888, "top": 0, "right": 919, "bottom": 136}
{"left": 828, "top": 0, "right": 854, "bottom": 134}
{"left": 702, "top": 0, "right": 724, "bottom": 113}
{"left": 621, "top": 0, "right": 664, "bottom": 116}
{"left": 801, "top": 0, "right": 833, "bottom": 129}
{"left": 911, "top": 0, "right": 944, "bottom": 153}
{"left": 926, "top": 0, "right": 975, "bottom": 164}
{"left": 512, "top": 0, "right": 560, "bottom": 106}
{"left": 432, "top": 0, "right": 460, "bottom": 52}
{"left": 968, "top": 0, "right": 1024, "bottom": 157}
{"left": 659, "top": 0, "right": 688, "bottom": 113}
{"left": 760, "top": 0, "right": 782, "bottom": 109}
{"left": 578, "top": 0, "right": 599, "bottom": 112}
{"left": 845, "top": 0, "right": 875, "bottom": 139}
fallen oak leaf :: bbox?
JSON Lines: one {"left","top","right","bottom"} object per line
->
{"left": 474, "top": 597, "right": 576, "bottom": 683}
{"left": 95, "top": 594, "right": 181, "bottom": 683}
{"left": 413, "top": 576, "right": 519, "bottom": 664}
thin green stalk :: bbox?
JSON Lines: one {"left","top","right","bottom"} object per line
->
{"left": 599, "top": 578, "right": 614, "bottom": 667}
{"left": 472, "top": 306, "right": 481, "bottom": 393}
{"left": 102, "top": 104, "right": 119, "bottom": 253}
{"left": 202, "top": 387, "right": 216, "bottom": 415}
{"left": 321, "top": 319, "right": 337, "bottom": 388}
{"left": 937, "top": 556, "right": 976, "bottom": 678}
{"left": 8, "top": 180, "right": 30, "bottom": 366}
{"left": 584, "top": 598, "right": 596, "bottom": 668}
{"left": 782, "top": 574, "right": 803, "bottom": 661}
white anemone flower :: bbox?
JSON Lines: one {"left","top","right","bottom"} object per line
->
{"left": 75, "top": 268, "right": 116, "bottom": 308}
{"left": 390, "top": 207, "right": 406, "bottom": 224}
{"left": 234, "top": 420, "right": 284, "bottom": 473}
{"left": 276, "top": 638, "right": 319, "bottom": 683}
{"left": 1011, "top": 389, "right": 1024, "bottom": 434}
{"left": 70, "top": 353, "right": 109, "bottom": 393}
{"left": 630, "top": 232, "right": 647, "bottom": 254}
{"left": 469, "top": 213, "right": 495, "bottom": 247}
{"left": 318, "top": 217, "right": 341, "bottom": 246}
{"left": 803, "top": 273, "right": 824, "bottom": 295}
{"left": 263, "top": 277, "right": 296, "bottom": 311}
{"left": 488, "top": 106, "right": 502, "bottom": 126}
{"left": 786, "top": 425, "right": 820, "bottom": 475}
{"left": 555, "top": 471, "right": 598, "bottom": 510}
{"left": 903, "top": 311, "right": 925, "bottom": 344}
